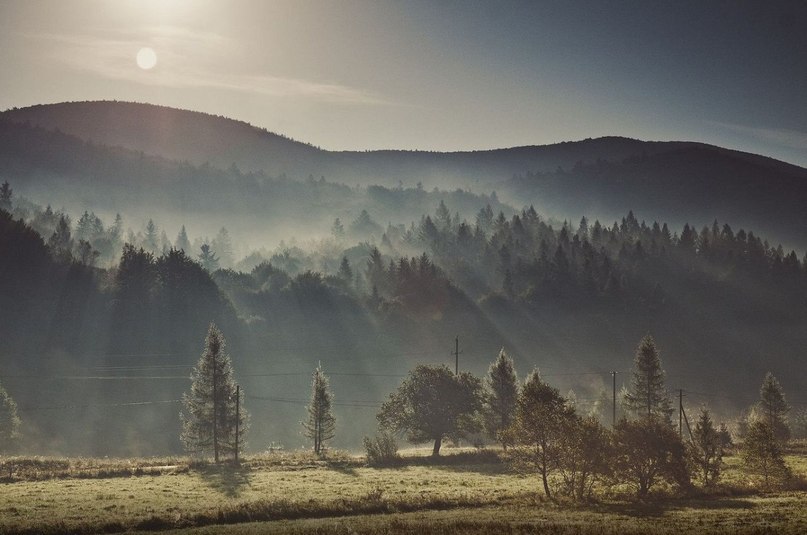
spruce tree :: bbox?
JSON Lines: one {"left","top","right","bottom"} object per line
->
{"left": 181, "top": 323, "right": 247, "bottom": 462}
{"left": 198, "top": 243, "right": 219, "bottom": 272}
{"left": 688, "top": 408, "right": 723, "bottom": 486}
{"left": 0, "top": 181, "right": 12, "bottom": 211}
{"left": 758, "top": 372, "right": 790, "bottom": 442}
{"left": 623, "top": 335, "right": 673, "bottom": 421}
{"left": 175, "top": 225, "right": 191, "bottom": 253}
{"left": 484, "top": 348, "right": 518, "bottom": 448}
{"left": 303, "top": 364, "right": 336, "bottom": 456}
{"left": 213, "top": 227, "right": 234, "bottom": 268}
{"left": 144, "top": 219, "right": 159, "bottom": 253}
{"left": 0, "top": 380, "right": 21, "bottom": 453}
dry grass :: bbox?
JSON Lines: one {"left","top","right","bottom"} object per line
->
{"left": 0, "top": 447, "right": 805, "bottom": 534}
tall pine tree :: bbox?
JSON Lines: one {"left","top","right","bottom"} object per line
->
{"left": 303, "top": 364, "right": 336, "bottom": 456}
{"left": 484, "top": 348, "right": 518, "bottom": 448}
{"left": 181, "top": 323, "right": 247, "bottom": 462}
{"left": 758, "top": 372, "right": 790, "bottom": 442}
{"left": 623, "top": 335, "right": 673, "bottom": 421}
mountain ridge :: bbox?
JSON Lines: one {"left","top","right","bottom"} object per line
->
{"left": 2, "top": 100, "right": 806, "bottom": 249}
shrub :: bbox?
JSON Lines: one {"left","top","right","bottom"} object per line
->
{"left": 363, "top": 432, "right": 400, "bottom": 466}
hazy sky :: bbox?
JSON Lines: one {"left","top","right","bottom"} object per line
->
{"left": 1, "top": 0, "right": 805, "bottom": 166}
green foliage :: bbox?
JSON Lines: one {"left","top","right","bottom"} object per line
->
{"left": 623, "top": 335, "right": 673, "bottom": 421}
{"left": 181, "top": 324, "right": 247, "bottom": 462}
{"left": 505, "top": 370, "right": 575, "bottom": 499}
{"left": 0, "top": 381, "right": 20, "bottom": 453}
{"left": 363, "top": 432, "right": 400, "bottom": 466}
{"left": 742, "top": 421, "right": 791, "bottom": 488}
{"left": 378, "top": 365, "right": 484, "bottom": 456}
{"left": 688, "top": 409, "right": 723, "bottom": 487}
{"left": 303, "top": 365, "right": 336, "bottom": 456}
{"left": 484, "top": 348, "right": 518, "bottom": 448}
{"left": 612, "top": 416, "right": 690, "bottom": 499}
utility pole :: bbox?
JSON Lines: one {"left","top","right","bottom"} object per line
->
{"left": 682, "top": 403, "right": 694, "bottom": 442}
{"left": 611, "top": 371, "right": 617, "bottom": 427}
{"left": 678, "top": 389, "right": 684, "bottom": 438}
{"left": 235, "top": 385, "right": 240, "bottom": 463}
{"left": 212, "top": 359, "right": 219, "bottom": 463}
{"left": 454, "top": 336, "right": 461, "bottom": 376}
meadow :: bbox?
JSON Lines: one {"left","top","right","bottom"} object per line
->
{"left": 1, "top": 447, "right": 806, "bottom": 535}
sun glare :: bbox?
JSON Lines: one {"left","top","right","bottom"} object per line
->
{"left": 136, "top": 47, "right": 157, "bottom": 70}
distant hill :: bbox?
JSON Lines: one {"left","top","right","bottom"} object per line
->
{"left": 2, "top": 101, "right": 806, "bottom": 248}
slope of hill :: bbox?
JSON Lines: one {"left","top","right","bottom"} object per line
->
{"left": 3, "top": 101, "right": 806, "bottom": 249}
{"left": 0, "top": 119, "right": 508, "bottom": 245}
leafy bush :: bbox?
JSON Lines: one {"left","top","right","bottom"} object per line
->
{"left": 363, "top": 432, "right": 400, "bottom": 466}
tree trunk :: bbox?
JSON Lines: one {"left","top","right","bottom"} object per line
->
{"left": 541, "top": 469, "right": 552, "bottom": 499}
{"left": 432, "top": 437, "right": 442, "bottom": 457}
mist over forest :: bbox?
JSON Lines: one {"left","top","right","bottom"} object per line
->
{"left": 1, "top": 102, "right": 806, "bottom": 457}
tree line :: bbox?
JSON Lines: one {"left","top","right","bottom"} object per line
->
{"left": 173, "top": 326, "right": 796, "bottom": 500}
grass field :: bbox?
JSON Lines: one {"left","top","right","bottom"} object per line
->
{"left": 1, "top": 448, "right": 806, "bottom": 534}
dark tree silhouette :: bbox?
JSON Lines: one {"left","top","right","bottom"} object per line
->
{"left": 484, "top": 348, "right": 518, "bottom": 448}
{"left": 0, "top": 181, "right": 13, "bottom": 211}
{"left": 688, "top": 408, "right": 723, "bottom": 487}
{"left": 198, "top": 243, "right": 220, "bottom": 272}
{"left": 623, "top": 335, "right": 673, "bottom": 421}
{"left": 612, "top": 416, "right": 689, "bottom": 499}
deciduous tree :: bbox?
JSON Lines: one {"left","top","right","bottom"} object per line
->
{"left": 506, "top": 370, "right": 575, "bottom": 499}
{"left": 612, "top": 416, "right": 689, "bottom": 499}
{"left": 378, "top": 365, "right": 483, "bottom": 457}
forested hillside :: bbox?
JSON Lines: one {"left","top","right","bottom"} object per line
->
{"left": 0, "top": 119, "right": 508, "bottom": 244}
{"left": 1, "top": 183, "right": 806, "bottom": 455}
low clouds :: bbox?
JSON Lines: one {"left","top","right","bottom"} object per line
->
{"left": 712, "top": 121, "right": 807, "bottom": 152}
{"left": 30, "top": 26, "right": 384, "bottom": 105}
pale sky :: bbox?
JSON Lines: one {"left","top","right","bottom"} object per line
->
{"left": 1, "top": 0, "right": 805, "bottom": 166}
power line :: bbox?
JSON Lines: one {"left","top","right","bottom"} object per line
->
{"left": 17, "top": 399, "right": 181, "bottom": 412}
{"left": 246, "top": 394, "right": 381, "bottom": 408}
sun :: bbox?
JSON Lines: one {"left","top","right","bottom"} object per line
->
{"left": 136, "top": 47, "right": 157, "bottom": 70}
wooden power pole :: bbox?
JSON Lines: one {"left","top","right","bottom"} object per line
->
{"left": 212, "top": 360, "right": 219, "bottom": 463}
{"left": 611, "top": 371, "right": 617, "bottom": 427}
{"left": 235, "top": 385, "right": 240, "bottom": 463}
{"left": 454, "top": 336, "right": 461, "bottom": 376}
